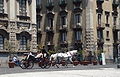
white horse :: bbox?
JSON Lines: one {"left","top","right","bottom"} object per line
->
{"left": 50, "top": 50, "right": 78, "bottom": 63}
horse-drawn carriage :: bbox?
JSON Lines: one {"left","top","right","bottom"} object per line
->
{"left": 15, "top": 50, "right": 78, "bottom": 69}
{"left": 19, "top": 52, "right": 51, "bottom": 69}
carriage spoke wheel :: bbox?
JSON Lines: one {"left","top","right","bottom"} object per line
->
{"left": 26, "top": 61, "right": 34, "bottom": 69}
{"left": 19, "top": 59, "right": 27, "bottom": 69}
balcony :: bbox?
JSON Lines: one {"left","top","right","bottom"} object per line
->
{"left": 97, "top": 38, "right": 104, "bottom": 44}
{"left": 47, "top": 41, "right": 54, "bottom": 46}
{"left": 46, "top": 2, "right": 54, "bottom": 11}
{"left": 74, "top": 40, "right": 82, "bottom": 45}
{"left": 37, "top": 28, "right": 41, "bottom": 32}
{"left": 60, "top": 41, "right": 68, "bottom": 46}
{"left": 96, "top": 8, "right": 103, "bottom": 14}
{"left": 113, "top": 25, "right": 120, "bottom": 32}
{"left": 114, "top": 40, "right": 120, "bottom": 45}
{"left": 112, "top": 11, "right": 118, "bottom": 16}
{"left": 17, "top": 11, "right": 30, "bottom": 20}
{"left": 73, "top": 23, "right": 82, "bottom": 30}
{"left": 59, "top": 25, "right": 67, "bottom": 32}
{"left": 96, "top": 0, "right": 104, "bottom": 3}
{"left": 73, "top": 7, "right": 82, "bottom": 13}
{"left": 46, "top": 26, "right": 54, "bottom": 33}
{"left": 36, "top": 4, "right": 42, "bottom": 11}
{"left": 97, "top": 23, "right": 105, "bottom": 30}
{"left": 59, "top": 0, "right": 67, "bottom": 8}
{"left": 0, "top": 9, "right": 8, "bottom": 17}
{"left": 73, "top": 0, "right": 82, "bottom": 5}
{"left": 112, "top": 0, "right": 119, "bottom": 7}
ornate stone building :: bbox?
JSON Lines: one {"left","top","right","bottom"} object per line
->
{"left": 36, "top": 0, "right": 120, "bottom": 63}
{"left": 0, "top": 0, "right": 37, "bottom": 57}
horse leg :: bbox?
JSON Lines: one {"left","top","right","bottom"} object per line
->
{"left": 69, "top": 57, "right": 73, "bottom": 64}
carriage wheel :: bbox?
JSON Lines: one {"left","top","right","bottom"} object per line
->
{"left": 26, "top": 61, "right": 34, "bottom": 69}
{"left": 44, "top": 60, "right": 51, "bottom": 69}
{"left": 40, "top": 58, "right": 51, "bottom": 69}
{"left": 19, "top": 59, "right": 27, "bottom": 69}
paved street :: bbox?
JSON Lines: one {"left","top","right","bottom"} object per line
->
{"left": 0, "top": 64, "right": 120, "bottom": 77}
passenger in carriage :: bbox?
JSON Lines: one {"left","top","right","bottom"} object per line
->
{"left": 41, "top": 46, "right": 49, "bottom": 58}
{"left": 35, "top": 51, "right": 43, "bottom": 62}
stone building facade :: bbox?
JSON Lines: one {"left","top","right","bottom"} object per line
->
{"left": 36, "top": 0, "right": 120, "bottom": 63}
{"left": 0, "top": 0, "right": 37, "bottom": 57}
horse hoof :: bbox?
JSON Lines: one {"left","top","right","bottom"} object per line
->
{"left": 73, "top": 66, "right": 75, "bottom": 67}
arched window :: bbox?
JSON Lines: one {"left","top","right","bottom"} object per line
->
{"left": 0, "top": 0, "right": 4, "bottom": 13}
{"left": 20, "top": 36, "right": 27, "bottom": 50}
{"left": 19, "top": 0, "right": 27, "bottom": 16}
{"left": 0, "top": 35, "right": 4, "bottom": 49}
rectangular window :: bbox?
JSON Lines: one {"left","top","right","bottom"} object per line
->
{"left": 75, "top": 31, "right": 81, "bottom": 41}
{"left": 106, "top": 15, "right": 109, "bottom": 24}
{"left": 118, "top": 31, "right": 120, "bottom": 40}
{"left": 74, "top": 14, "right": 81, "bottom": 24}
{"left": 37, "top": 16, "right": 41, "bottom": 29}
{"left": 113, "top": 17, "right": 117, "bottom": 25}
{"left": 36, "top": 0, "right": 41, "bottom": 7}
{"left": 48, "top": 0, "right": 53, "bottom": 3}
{"left": 105, "top": 11, "right": 110, "bottom": 24}
{"left": 97, "top": 30, "right": 103, "bottom": 39}
{"left": 61, "top": 32, "right": 67, "bottom": 42}
{"left": 106, "top": 31, "right": 109, "bottom": 38}
{"left": 0, "top": 0, "right": 4, "bottom": 13}
{"left": 98, "top": 14, "right": 101, "bottom": 26}
{"left": 48, "top": 18, "right": 53, "bottom": 28}
{"left": 61, "top": 16, "right": 67, "bottom": 26}
{"left": 19, "top": 0, "right": 27, "bottom": 16}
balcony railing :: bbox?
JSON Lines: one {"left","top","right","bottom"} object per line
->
{"left": 96, "top": 0, "right": 104, "bottom": 3}
{"left": 36, "top": 4, "right": 42, "bottom": 10}
{"left": 97, "top": 23, "right": 105, "bottom": 30}
{"left": 60, "top": 41, "right": 68, "bottom": 45}
{"left": 47, "top": 41, "right": 54, "bottom": 46}
{"left": 46, "top": 2, "right": 54, "bottom": 10}
{"left": 73, "top": 7, "right": 82, "bottom": 13}
{"left": 59, "top": 25, "right": 67, "bottom": 31}
{"left": 73, "top": 0, "right": 82, "bottom": 4}
{"left": 74, "top": 40, "right": 82, "bottom": 44}
{"left": 114, "top": 40, "right": 120, "bottom": 44}
{"left": 97, "top": 38, "right": 104, "bottom": 44}
{"left": 112, "top": 0, "right": 119, "bottom": 7}
{"left": 59, "top": 0, "right": 67, "bottom": 8}
{"left": 0, "top": 9, "right": 8, "bottom": 17}
{"left": 46, "top": 26, "right": 54, "bottom": 33}
{"left": 73, "top": 23, "right": 82, "bottom": 30}
{"left": 113, "top": 25, "right": 120, "bottom": 31}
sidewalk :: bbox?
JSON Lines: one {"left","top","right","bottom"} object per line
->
{"left": 0, "top": 68, "right": 120, "bottom": 77}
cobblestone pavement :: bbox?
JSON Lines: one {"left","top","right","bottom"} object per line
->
{"left": 0, "top": 65, "right": 120, "bottom": 77}
{"left": 0, "top": 63, "right": 119, "bottom": 76}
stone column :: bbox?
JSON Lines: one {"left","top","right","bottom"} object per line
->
{"left": 9, "top": 0, "right": 15, "bottom": 20}
{"left": 9, "top": 22, "right": 16, "bottom": 53}
{"left": 85, "top": 0, "right": 95, "bottom": 54}
{"left": 31, "top": 24, "right": 37, "bottom": 52}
